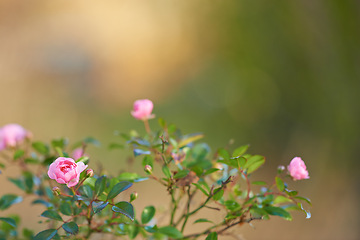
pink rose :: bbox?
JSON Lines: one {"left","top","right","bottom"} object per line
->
{"left": 72, "top": 148, "right": 86, "bottom": 160}
{"left": 0, "top": 124, "right": 28, "bottom": 150}
{"left": 131, "top": 99, "right": 155, "bottom": 120}
{"left": 48, "top": 157, "right": 88, "bottom": 187}
{"left": 287, "top": 157, "right": 309, "bottom": 181}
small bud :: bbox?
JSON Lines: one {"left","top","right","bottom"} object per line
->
{"left": 86, "top": 169, "right": 94, "bottom": 177}
{"left": 144, "top": 165, "right": 152, "bottom": 174}
{"left": 130, "top": 192, "right": 138, "bottom": 202}
{"left": 52, "top": 186, "right": 60, "bottom": 196}
{"left": 277, "top": 165, "right": 285, "bottom": 174}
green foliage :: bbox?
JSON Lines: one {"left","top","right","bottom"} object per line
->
{"left": 112, "top": 202, "right": 134, "bottom": 221}
{"left": 62, "top": 222, "right": 79, "bottom": 235}
{"left": 157, "top": 226, "right": 183, "bottom": 239}
{"left": 0, "top": 108, "right": 311, "bottom": 240}
{"left": 33, "top": 229, "right": 57, "bottom": 240}
{"left": 107, "top": 181, "right": 133, "bottom": 200}
{"left": 41, "top": 210, "right": 63, "bottom": 222}
{"left": 141, "top": 206, "right": 156, "bottom": 224}
{"left": 0, "top": 195, "right": 22, "bottom": 210}
{"left": 206, "top": 232, "right": 218, "bottom": 240}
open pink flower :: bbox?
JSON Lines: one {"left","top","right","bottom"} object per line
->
{"left": 131, "top": 99, "right": 155, "bottom": 120}
{"left": 48, "top": 157, "right": 88, "bottom": 187}
{"left": 0, "top": 124, "right": 28, "bottom": 150}
{"left": 287, "top": 157, "right": 309, "bottom": 181}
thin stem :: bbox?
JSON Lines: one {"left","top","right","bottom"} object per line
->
{"left": 170, "top": 190, "right": 180, "bottom": 226}
{"left": 181, "top": 186, "right": 192, "bottom": 232}
{"left": 143, "top": 119, "right": 151, "bottom": 135}
{"left": 175, "top": 176, "right": 233, "bottom": 227}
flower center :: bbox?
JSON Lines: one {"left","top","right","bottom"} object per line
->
{"left": 59, "top": 162, "right": 76, "bottom": 173}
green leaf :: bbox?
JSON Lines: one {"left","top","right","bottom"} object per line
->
{"left": 23, "top": 228, "right": 34, "bottom": 239}
{"left": 285, "top": 190, "right": 298, "bottom": 196}
{"left": 33, "top": 229, "right": 57, "bottom": 240}
{"left": 32, "top": 142, "right": 49, "bottom": 155}
{"left": 0, "top": 194, "right": 23, "bottom": 210}
{"left": 173, "top": 170, "right": 190, "bottom": 179}
{"left": 0, "top": 217, "right": 16, "bottom": 228}
{"left": 92, "top": 201, "right": 109, "bottom": 214}
{"left": 274, "top": 196, "right": 293, "bottom": 204}
{"left": 24, "top": 171, "right": 34, "bottom": 193}
{"left": 294, "top": 196, "right": 312, "bottom": 205}
{"left": 158, "top": 117, "right": 166, "bottom": 128}
{"left": 107, "top": 181, "right": 133, "bottom": 200}
{"left": 8, "top": 178, "right": 25, "bottom": 191}
{"left": 245, "top": 155, "right": 265, "bottom": 173}
{"left": 250, "top": 207, "right": 269, "bottom": 219}
{"left": 108, "top": 143, "right": 124, "bottom": 150}
{"left": 236, "top": 156, "right": 247, "bottom": 168}
{"left": 126, "top": 222, "right": 139, "bottom": 239}
{"left": 158, "top": 226, "right": 183, "bottom": 239}
{"left": 62, "top": 222, "right": 79, "bottom": 235}
{"left": 51, "top": 138, "right": 67, "bottom": 150}
{"left": 79, "top": 185, "right": 93, "bottom": 199}
{"left": 194, "top": 218, "right": 213, "bottom": 224}
{"left": 13, "top": 150, "right": 25, "bottom": 160}
{"left": 95, "top": 176, "right": 107, "bottom": 197}
{"left": 264, "top": 206, "right": 292, "bottom": 221}
{"left": 141, "top": 206, "right": 155, "bottom": 224}
{"left": 192, "top": 183, "right": 209, "bottom": 196}
{"left": 213, "top": 188, "right": 224, "bottom": 201}
{"left": 224, "top": 200, "right": 241, "bottom": 211}
{"left": 32, "top": 199, "right": 52, "bottom": 208}
{"left": 117, "top": 172, "right": 148, "bottom": 183}
{"left": 83, "top": 137, "right": 101, "bottom": 146}
{"left": 162, "top": 165, "right": 171, "bottom": 178}
{"left": 59, "top": 202, "right": 72, "bottom": 216}
{"left": 232, "top": 145, "right": 249, "bottom": 157}
{"left": 133, "top": 149, "right": 151, "bottom": 157}
{"left": 252, "top": 181, "right": 267, "bottom": 185}
{"left": 205, "top": 232, "right": 218, "bottom": 240}
{"left": 275, "top": 177, "right": 285, "bottom": 192}
{"left": 218, "top": 148, "right": 230, "bottom": 161}
{"left": 142, "top": 155, "right": 153, "bottom": 168}
{"left": 178, "top": 133, "right": 204, "bottom": 148}
{"left": 203, "top": 168, "right": 220, "bottom": 175}
{"left": 112, "top": 201, "right": 134, "bottom": 221}
{"left": 41, "top": 210, "right": 63, "bottom": 222}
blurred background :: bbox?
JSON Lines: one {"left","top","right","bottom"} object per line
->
{"left": 0, "top": 0, "right": 359, "bottom": 239}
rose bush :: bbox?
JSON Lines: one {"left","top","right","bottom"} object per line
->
{"left": 0, "top": 100, "right": 311, "bottom": 240}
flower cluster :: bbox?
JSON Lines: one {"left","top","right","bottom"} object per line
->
{"left": 0, "top": 100, "right": 311, "bottom": 240}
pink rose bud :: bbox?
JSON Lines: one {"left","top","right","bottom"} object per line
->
{"left": 48, "top": 157, "right": 88, "bottom": 188}
{"left": 287, "top": 157, "right": 309, "bottom": 181}
{"left": 52, "top": 186, "right": 61, "bottom": 196}
{"left": 277, "top": 165, "right": 285, "bottom": 174}
{"left": 86, "top": 169, "right": 94, "bottom": 177}
{"left": 131, "top": 99, "right": 155, "bottom": 121}
{"left": 144, "top": 165, "right": 152, "bottom": 174}
{"left": 72, "top": 148, "right": 85, "bottom": 160}
{"left": 130, "top": 192, "right": 138, "bottom": 202}
{"left": 0, "top": 124, "right": 28, "bottom": 150}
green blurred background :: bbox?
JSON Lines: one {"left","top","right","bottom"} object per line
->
{"left": 0, "top": 0, "right": 359, "bottom": 239}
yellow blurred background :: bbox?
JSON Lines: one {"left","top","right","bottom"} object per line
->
{"left": 0, "top": 0, "right": 359, "bottom": 239}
